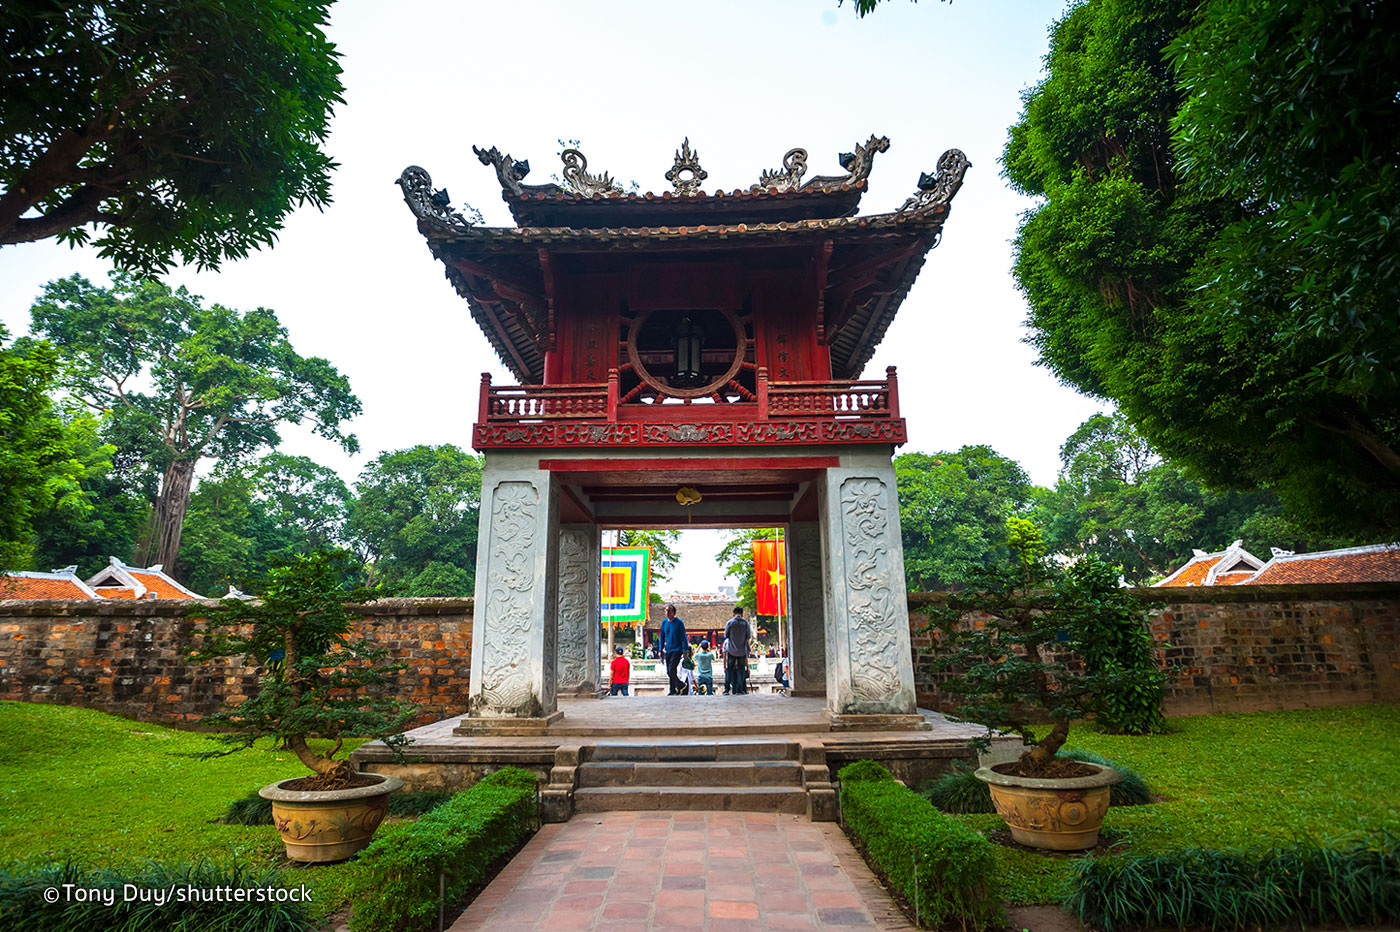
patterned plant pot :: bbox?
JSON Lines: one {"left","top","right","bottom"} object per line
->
{"left": 258, "top": 772, "right": 404, "bottom": 863}
{"left": 975, "top": 762, "right": 1121, "bottom": 851}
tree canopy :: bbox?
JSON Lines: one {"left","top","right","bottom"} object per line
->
{"left": 1006, "top": 0, "right": 1400, "bottom": 539}
{"left": 28, "top": 273, "right": 360, "bottom": 573}
{"left": 349, "top": 445, "right": 482, "bottom": 597}
{"left": 1037, "top": 412, "right": 1350, "bottom": 582}
{"left": 896, "top": 446, "right": 1037, "bottom": 590}
{"left": 0, "top": 1, "right": 343, "bottom": 270}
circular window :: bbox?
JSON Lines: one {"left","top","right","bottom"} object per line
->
{"left": 625, "top": 307, "right": 747, "bottom": 399}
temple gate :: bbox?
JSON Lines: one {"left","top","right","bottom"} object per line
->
{"left": 398, "top": 135, "right": 968, "bottom": 733}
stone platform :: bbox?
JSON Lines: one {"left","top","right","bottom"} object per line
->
{"left": 350, "top": 695, "right": 1000, "bottom": 822}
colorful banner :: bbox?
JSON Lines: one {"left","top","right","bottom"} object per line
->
{"left": 752, "top": 539, "right": 787, "bottom": 617}
{"left": 601, "top": 547, "right": 651, "bottom": 625}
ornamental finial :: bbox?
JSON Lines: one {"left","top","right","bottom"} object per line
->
{"left": 666, "top": 138, "right": 707, "bottom": 196}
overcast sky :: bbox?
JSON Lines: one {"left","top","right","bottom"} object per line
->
{"left": 0, "top": 0, "right": 1101, "bottom": 591}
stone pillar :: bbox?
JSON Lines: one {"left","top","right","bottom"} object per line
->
{"left": 555, "top": 523, "right": 601, "bottom": 697}
{"left": 817, "top": 465, "right": 921, "bottom": 724}
{"left": 459, "top": 467, "right": 561, "bottom": 733}
{"left": 788, "top": 521, "right": 827, "bottom": 698}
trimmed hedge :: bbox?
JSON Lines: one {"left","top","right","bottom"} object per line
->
{"left": 838, "top": 760, "right": 1003, "bottom": 931}
{"left": 1067, "top": 834, "right": 1400, "bottom": 931}
{"left": 347, "top": 768, "right": 539, "bottom": 932}
{"left": 0, "top": 860, "right": 316, "bottom": 932}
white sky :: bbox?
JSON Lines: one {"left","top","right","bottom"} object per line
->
{"left": 0, "top": 0, "right": 1102, "bottom": 592}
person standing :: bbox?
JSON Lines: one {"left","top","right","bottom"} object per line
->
{"left": 609, "top": 647, "right": 631, "bottom": 697}
{"left": 724, "top": 607, "right": 752, "bottom": 695}
{"left": 660, "top": 604, "right": 687, "bottom": 695}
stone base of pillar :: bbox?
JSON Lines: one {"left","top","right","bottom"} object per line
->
{"left": 561, "top": 683, "right": 607, "bottom": 699}
{"left": 790, "top": 688, "right": 825, "bottom": 699}
{"left": 452, "top": 711, "right": 564, "bottom": 737}
{"left": 823, "top": 711, "right": 932, "bottom": 732}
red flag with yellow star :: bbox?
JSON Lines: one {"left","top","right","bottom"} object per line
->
{"left": 751, "top": 539, "right": 787, "bottom": 616}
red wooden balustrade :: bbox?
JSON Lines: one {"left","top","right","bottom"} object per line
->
{"left": 477, "top": 366, "right": 901, "bottom": 424}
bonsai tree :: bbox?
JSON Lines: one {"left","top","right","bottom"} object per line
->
{"left": 192, "top": 549, "right": 417, "bottom": 789}
{"left": 927, "top": 518, "right": 1164, "bottom": 776}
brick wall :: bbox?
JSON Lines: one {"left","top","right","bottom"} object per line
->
{"left": 0, "top": 597, "right": 472, "bottom": 726}
{"left": 3, "top": 585, "right": 1396, "bottom": 726}
{"left": 909, "top": 584, "right": 1400, "bottom": 716}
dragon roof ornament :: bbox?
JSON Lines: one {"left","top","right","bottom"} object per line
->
{"left": 560, "top": 148, "right": 624, "bottom": 197}
{"left": 798, "top": 135, "right": 890, "bottom": 190}
{"left": 472, "top": 145, "right": 564, "bottom": 197}
{"left": 897, "top": 149, "right": 972, "bottom": 213}
{"left": 397, "top": 166, "right": 481, "bottom": 234}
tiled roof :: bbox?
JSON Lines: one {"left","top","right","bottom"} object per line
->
{"left": 1154, "top": 541, "right": 1265, "bottom": 587}
{"left": 0, "top": 573, "right": 97, "bottom": 599}
{"left": 127, "top": 571, "right": 196, "bottom": 600}
{"left": 1243, "top": 544, "right": 1400, "bottom": 585}
{"left": 86, "top": 557, "right": 203, "bottom": 599}
{"left": 94, "top": 587, "right": 139, "bottom": 599}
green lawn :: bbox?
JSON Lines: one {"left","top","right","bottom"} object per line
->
{"left": 0, "top": 701, "right": 371, "bottom": 922}
{"left": 4, "top": 701, "right": 1398, "bottom": 916}
{"left": 956, "top": 704, "right": 1400, "bottom": 904}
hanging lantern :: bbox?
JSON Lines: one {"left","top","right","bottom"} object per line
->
{"left": 673, "top": 316, "right": 704, "bottom": 387}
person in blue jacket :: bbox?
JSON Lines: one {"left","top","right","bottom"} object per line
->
{"left": 660, "top": 604, "right": 688, "bottom": 695}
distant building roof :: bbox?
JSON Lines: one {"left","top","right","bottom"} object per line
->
{"left": 85, "top": 557, "right": 204, "bottom": 599}
{"left": 0, "top": 568, "right": 99, "bottom": 600}
{"left": 1153, "top": 540, "right": 1264, "bottom": 587}
{"left": 1242, "top": 543, "right": 1400, "bottom": 586}
{"left": 645, "top": 601, "right": 739, "bottom": 631}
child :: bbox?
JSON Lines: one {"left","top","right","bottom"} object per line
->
{"left": 694, "top": 640, "right": 715, "bottom": 695}
{"left": 679, "top": 646, "right": 697, "bottom": 695}
{"left": 609, "top": 646, "right": 630, "bottom": 696}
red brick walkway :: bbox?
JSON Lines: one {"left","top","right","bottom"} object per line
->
{"left": 449, "top": 811, "right": 916, "bottom": 931}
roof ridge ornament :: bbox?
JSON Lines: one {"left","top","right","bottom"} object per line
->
{"left": 756, "top": 148, "right": 809, "bottom": 192}
{"left": 397, "top": 166, "right": 481, "bottom": 234}
{"left": 666, "top": 138, "right": 707, "bottom": 196}
{"left": 897, "top": 149, "right": 972, "bottom": 213}
{"left": 801, "top": 134, "right": 890, "bottom": 190}
{"left": 473, "top": 144, "right": 564, "bottom": 197}
{"left": 560, "top": 148, "right": 623, "bottom": 197}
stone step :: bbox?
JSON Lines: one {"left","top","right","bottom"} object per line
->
{"left": 577, "top": 760, "right": 803, "bottom": 788}
{"left": 572, "top": 785, "right": 810, "bottom": 814}
{"left": 585, "top": 741, "right": 793, "bottom": 763}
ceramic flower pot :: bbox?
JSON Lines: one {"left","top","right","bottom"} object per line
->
{"left": 258, "top": 772, "right": 404, "bottom": 863}
{"left": 975, "top": 761, "right": 1121, "bottom": 850}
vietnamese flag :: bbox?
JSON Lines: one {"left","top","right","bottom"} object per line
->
{"left": 752, "top": 539, "right": 788, "bottom": 616}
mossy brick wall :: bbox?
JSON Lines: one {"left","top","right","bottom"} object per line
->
{"left": 0, "top": 597, "right": 472, "bottom": 726}
{"left": 909, "top": 584, "right": 1400, "bottom": 717}
{"left": 3, "top": 587, "right": 1396, "bottom": 725}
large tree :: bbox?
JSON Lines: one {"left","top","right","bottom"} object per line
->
{"left": 0, "top": 1, "right": 342, "bottom": 270}
{"left": 1006, "top": 0, "right": 1400, "bottom": 539}
{"left": 28, "top": 273, "right": 360, "bottom": 574}
{"left": 896, "top": 446, "right": 1039, "bottom": 591}
{"left": 349, "top": 445, "right": 482, "bottom": 597}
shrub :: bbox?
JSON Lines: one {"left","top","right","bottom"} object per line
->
{"left": 919, "top": 749, "right": 1152, "bottom": 814}
{"left": 1057, "top": 748, "right": 1152, "bottom": 806}
{"left": 1067, "top": 835, "right": 1400, "bottom": 931}
{"left": 348, "top": 768, "right": 540, "bottom": 932}
{"left": 220, "top": 789, "right": 453, "bottom": 825}
{"left": 917, "top": 763, "right": 997, "bottom": 814}
{"left": 0, "top": 860, "right": 316, "bottom": 931}
{"left": 838, "top": 761, "right": 1003, "bottom": 930}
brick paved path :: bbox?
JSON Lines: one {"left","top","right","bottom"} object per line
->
{"left": 449, "top": 811, "right": 916, "bottom": 931}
